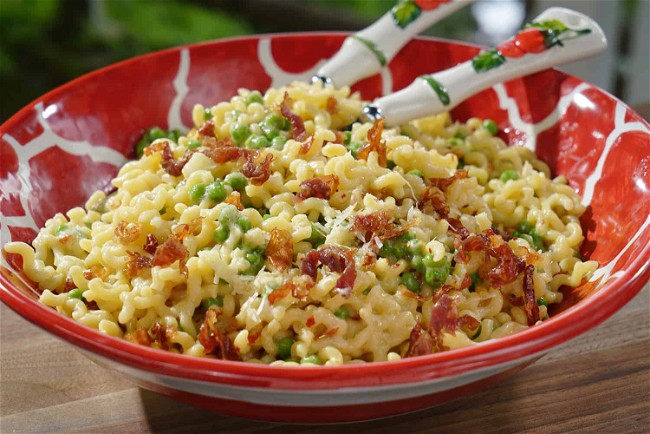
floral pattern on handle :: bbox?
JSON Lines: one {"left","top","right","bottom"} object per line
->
{"left": 392, "top": 0, "right": 451, "bottom": 29}
{"left": 419, "top": 75, "right": 450, "bottom": 105}
{"left": 472, "top": 19, "right": 592, "bottom": 73}
{"left": 350, "top": 35, "right": 387, "bottom": 67}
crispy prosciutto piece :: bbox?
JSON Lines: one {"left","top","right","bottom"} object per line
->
{"left": 297, "top": 175, "right": 339, "bottom": 201}
{"left": 429, "top": 169, "right": 468, "bottom": 190}
{"left": 173, "top": 217, "right": 203, "bottom": 241}
{"left": 124, "top": 251, "right": 152, "bottom": 278}
{"left": 326, "top": 96, "right": 338, "bottom": 114}
{"left": 83, "top": 265, "right": 107, "bottom": 281}
{"left": 143, "top": 234, "right": 159, "bottom": 255}
{"left": 198, "top": 120, "right": 215, "bottom": 137}
{"left": 242, "top": 152, "right": 274, "bottom": 185}
{"left": 280, "top": 92, "right": 308, "bottom": 141}
{"left": 265, "top": 228, "right": 293, "bottom": 271}
{"left": 145, "top": 141, "right": 194, "bottom": 177}
{"left": 223, "top": 191, "right": 244, "bottom": 211}
{"left": 152, "top": 237, "right": 188, "bottom": 267}
{"left": 406, "top": 295, "right": 480, "bottom": 357}
{"left": 419, "top": 186, "right": 448, "bottom": 216}
{"left": 268, "top": 282, "right": 295, "bottom": 305}
{"left": 356, "top": 119, "right": 387, "bottom": 167}
{"left": 150, "top": 321, "right": 175, "bottom": 351}
{"left": 198, "top": 309, "right": 242, "bottom": 360}
{"left": 298, "top": 136, "right": 314, "bottom": 155}
{"left": 454, "top": 231, "right": 526, "bottom": 288}
{"left": 523, "top": 264, "right": 540, "bottom": 325}
{"left": 301, "top": 246, "right": 357, "bottom": 297}
{"left": 202, "top": 141, "right": 253, "bottom": 164}
{"left": 405, "top": 323, "right": 436, "bottom": 357}
{"left": 125, "top": 329, "right": 152, "bottom": 347}
{"left": 351, "top": 210, "right": 417, "bottom": 242}
{"left": 484, "top": 243, "right": 526, "bottom": 287}
{"left": 115, "top": 221, "right": 141, "bottom": 244}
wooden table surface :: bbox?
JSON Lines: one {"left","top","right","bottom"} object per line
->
{"left": 1, "top": 283, "right": 648, "bottom": 434}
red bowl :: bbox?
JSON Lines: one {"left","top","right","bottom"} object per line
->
{"left": 1, "top": 33, "right": 649, "bottom": 423}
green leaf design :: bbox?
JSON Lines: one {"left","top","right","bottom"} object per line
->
{"left": 525, "top": 19, "right": 569, "bottom": 34}
{"left": 471, "top": 49, "right": 506, "bottom": 73}
{"left": 391, "top": 0, "right": 422, "bottom": 29}
{"left": 351, "top": 35, "right": 387, "bottom": 66}
{"left": 420, "top": 75, "right": 450, "bottom": 106}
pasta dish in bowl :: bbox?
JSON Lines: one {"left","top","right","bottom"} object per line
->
{"left": 1, "top": 34, "right": 648, "bottom": 422}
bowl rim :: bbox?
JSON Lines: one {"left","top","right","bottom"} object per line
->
{"left": 1, "top": 32, "right": 649, "bottom": 390}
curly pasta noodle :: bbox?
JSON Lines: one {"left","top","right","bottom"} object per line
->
{"left": 5, "top": 82, "right": 597, "bottom": 365}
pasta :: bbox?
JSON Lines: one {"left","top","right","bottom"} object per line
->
{"left": 4, "top": 82, "right": 598, "bottom": 365}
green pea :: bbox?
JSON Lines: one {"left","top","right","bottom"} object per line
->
{"left": 407, "top": 169, "right": 424, "bottom": 177}
{"left": 202, "top": 296, "right": 224, "bottom": 309}
{"left": 206, "top": 180, "right": 227, "bottom": 202}
{"left": 342, "top": 131, "right": 352, "bottom": 145}
{"left": 423, "top": 258, "right": 449, "bottom": 288}
{"left": 213, "top": 223, "right": 230, "bottom": 243}
{"left": 186, "top": 139, "right": 201, "bottom": 149}
{"left": 346, "top": 141, "right": 362, "bottom": 157}
{"left": 271, "top": 135, "right": 287, "bottom": 150}
{"left": 265, "top": 113, "right": 286, "bottom": 130}
{"left": 422, "top": 254, "right": 437, "bottom": 268}
{"left": 411, "top": 255, "right": 424, "bottom": 272}
{"left": 530, "top": 229, "right": 545, "bottom": 251}
{"left": 334, "top": 308, "right": 349, "bottom": 319}
{"left": 259, "top": 119, "right": 279, "bottom": 139}
{"left": 517, "top": 221, "right": 533, "bottom": 234}
{"left": 55, "top": 224, "right": 69, "bottom": 235}
{"left": 262, "top": 213, "right": 272, "bottom": 220}
{"left": 483, "top": 119, "right": 499, "bottom": 135}
{"left": 244, "top": 250, "right": 264, "bottom": 275}
{"left": 469, "top": 272, "right": 482, "bottom": 292}
{"left": 277, "top": 337, "right": 294, "bottom": 360}
{"left": 167, "top": 129, "right": 182, "bottom": 142}
{"left": 224, "top": 172, "right": 247, "bottom": 191}
{"left": 246, "top": 135, "right": 270, "bottom": 149}
{"left": 231, "top": 124, "right": 251, "bottom": 146}
{"left": 68, "top": 288, "right": 84, "bottom": 300}
{"left": 400, "top": 272, "right": 421, "bottom": 293}
{"left": 204, "top": 108, "right": 213, "bottom": 121}
{"left": 245, "top": 91, "right": 264, "bottom": 105}
{"left": 189, "top": 183, "right": 206, "bottom": 204}
{"left": 537, "top": 296, "right": 549, "bottom": 307}
{"left": 453, "top": 131, "right": 466, "bottom": 139}
{"left": 147, "top": 126, "right": 166, "bottom": 141}
{"left": 307, "top": 223, "right": 326, "bottom": 247}
{"left": 499, "top": 170, "right": 519, "bottom": 182}
{"left": 237, "top": 217, "right": 252, "bottom": 232}
{"left": 449, "top": 137, "right": 464, "bottom": 147}
{"left": 135, "top": 139, "right": 149, "bottom": 158}
{"left": 300, "top": 355, "right": 322, "bottom": 365}
{"left": 407, "top": 239, "right": 423, "bottom": 256}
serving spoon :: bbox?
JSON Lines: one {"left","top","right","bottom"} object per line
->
{"left": 312, "top": 0, "right": 474, "bottom": 87}
{"left": 359, "top": 7, "right": 607, "bottom": 126}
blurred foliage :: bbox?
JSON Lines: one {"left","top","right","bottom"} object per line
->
{"left": 0, "top": 0, "right": 475, "bottom": 121}
{"left": 0, "top": 0, "right": 252, "bottom": 121}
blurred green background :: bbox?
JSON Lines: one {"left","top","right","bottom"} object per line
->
{"left": 1, "top": 0, "right": 647, "bottom": 122}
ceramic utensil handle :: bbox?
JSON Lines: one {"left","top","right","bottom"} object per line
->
{"left": 365, "top": 7, "right": 608, "bottom": 127}
{"left": 313, "top": 0, "right": 473, "bottom": 87}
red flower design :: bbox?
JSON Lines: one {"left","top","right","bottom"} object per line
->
{"left": 414, "top": 0, "right": 450, "bottom": 11}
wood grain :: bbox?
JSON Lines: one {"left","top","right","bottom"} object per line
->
{"left": 1, "top": 283, "right": 648, "bottom": 433}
